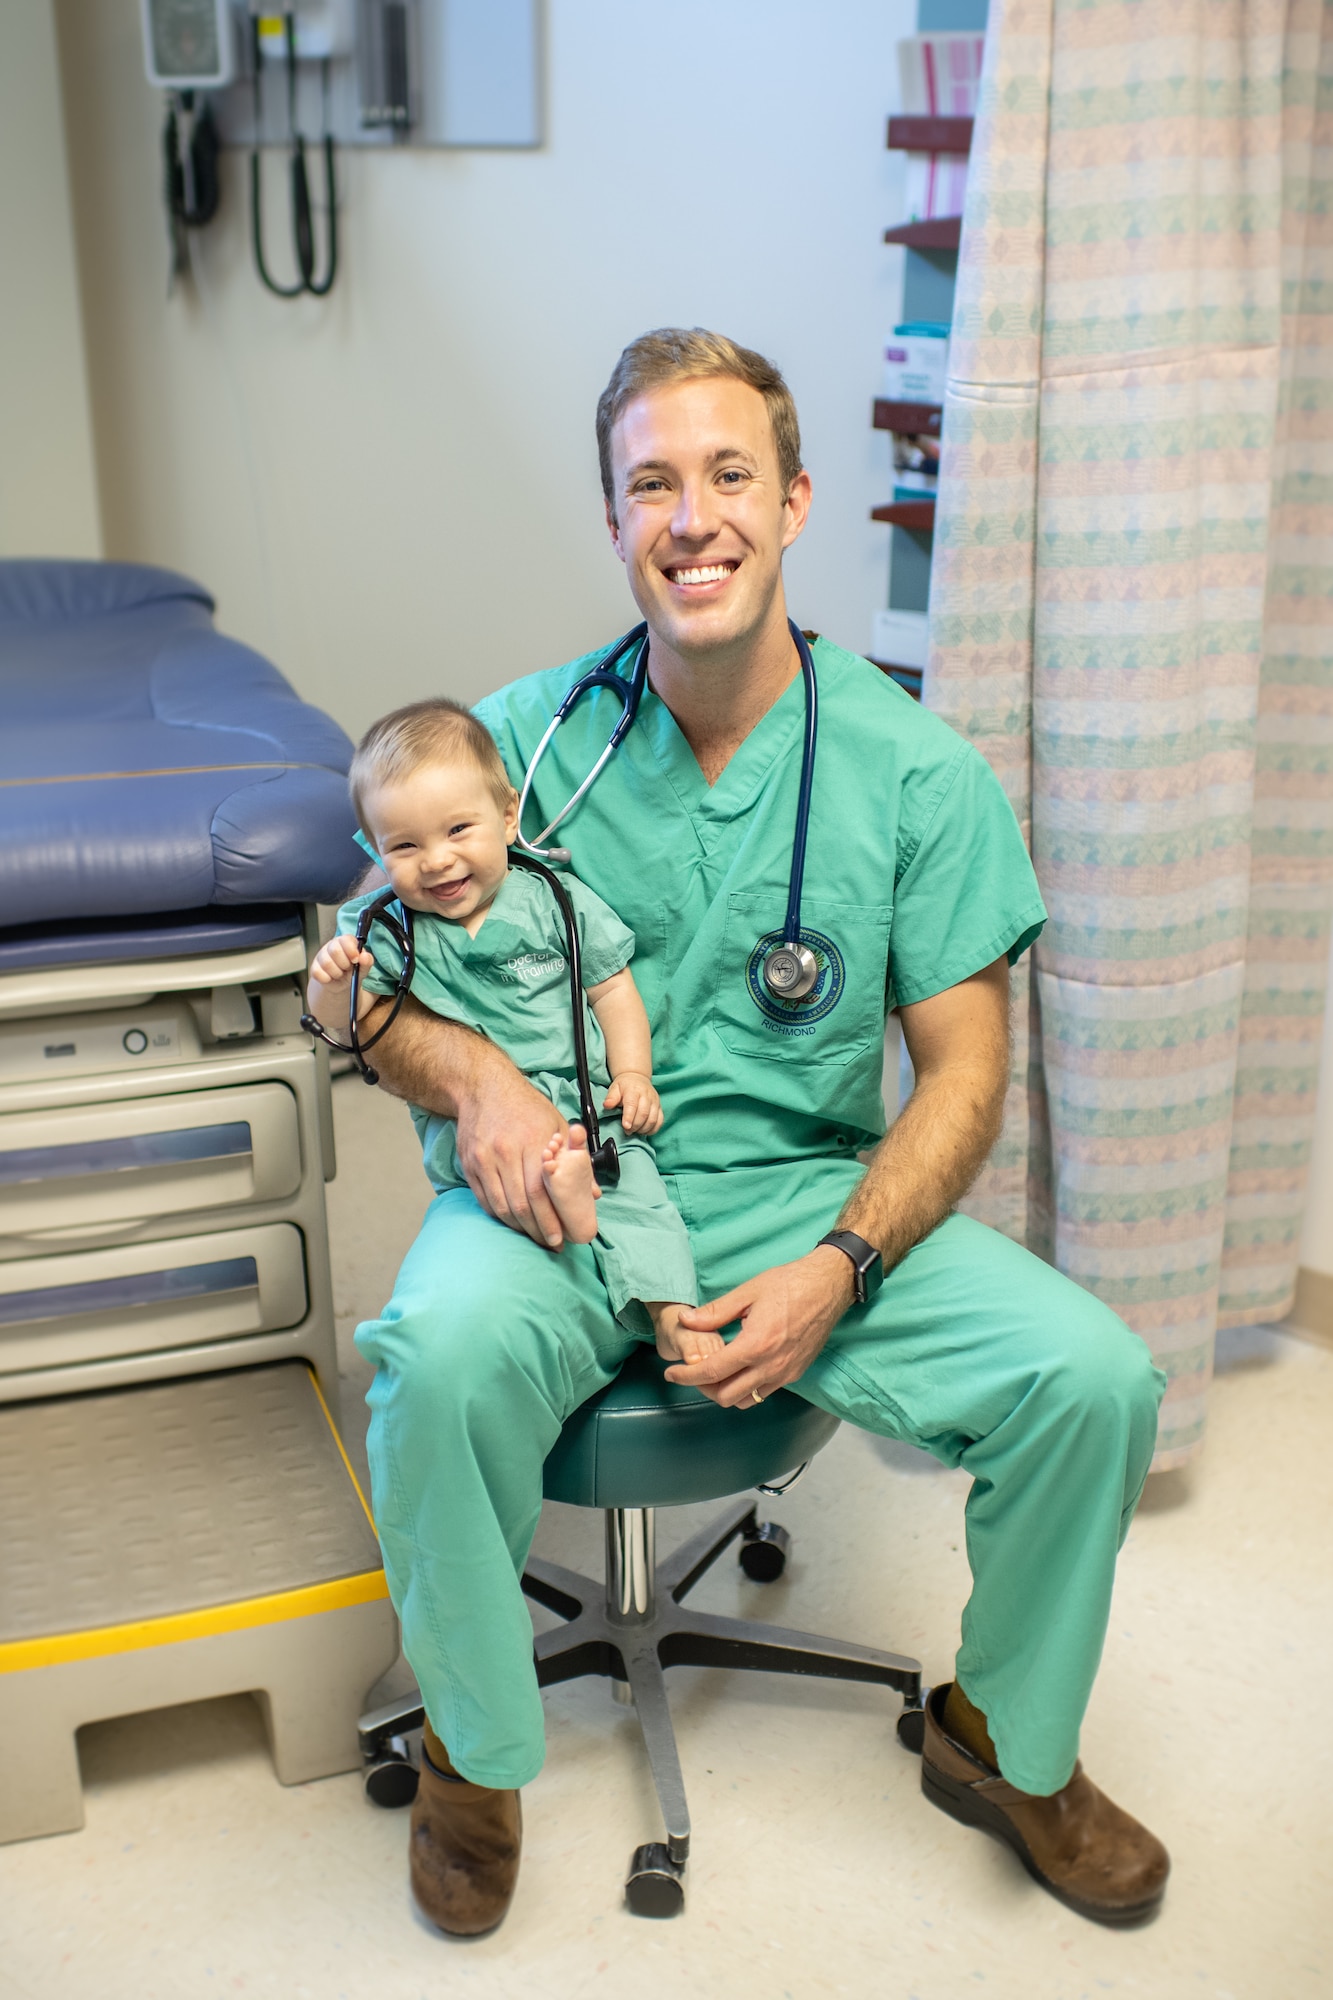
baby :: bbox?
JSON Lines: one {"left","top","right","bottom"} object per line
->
{"left": 307, "top": 698, "right": 723, "bottom": 1367}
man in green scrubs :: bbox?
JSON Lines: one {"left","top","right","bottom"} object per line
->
{"left": 358, "top": 329, "right": 1170, "bottom": 1935}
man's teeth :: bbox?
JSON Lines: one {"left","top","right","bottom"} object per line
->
{"left": 672, "top": 564, "right": 733, "bottom": 585}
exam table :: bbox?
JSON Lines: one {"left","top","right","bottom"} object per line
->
{"left": 0, "top": 560, "right": 397, "bottom": 1843}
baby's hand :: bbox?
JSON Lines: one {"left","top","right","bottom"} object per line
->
{"left": 604, "top": 1070, "right": 663, "bottom": 1136}
{"left": 308, "top": 935, "right": 374, "bottom": 995}
{"left": 648, "top": 1303, "right": 725, "bottom": 1366}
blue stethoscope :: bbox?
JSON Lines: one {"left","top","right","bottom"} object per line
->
{"left": 516, "top": 617, "right": 821, "bottom": 1003}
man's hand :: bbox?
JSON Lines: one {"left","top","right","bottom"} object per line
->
{"left": 662, "top": 1246, "right": 856, "bottom": 1407}
{"left": 454, "top": 1061, "right": 573, "bottom": 1249}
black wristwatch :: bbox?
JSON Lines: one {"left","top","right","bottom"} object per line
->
{"left": 816, "top": 1230, "right": 884, "bottom": 1305}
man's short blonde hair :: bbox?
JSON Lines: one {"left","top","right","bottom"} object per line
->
{"left": 349, "top": 699, "right": 515, "bottom": 836}
{"left": 596, "top": 327, "right": 803, "bottom": 519}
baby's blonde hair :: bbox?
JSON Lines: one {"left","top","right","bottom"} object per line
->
{"left": 349, "top": 699, "right": 515, "bottom": 837}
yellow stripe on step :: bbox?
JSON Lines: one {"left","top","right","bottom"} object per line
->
{"left": 0, "top": 1569, "right": 390, "bottom": 1674}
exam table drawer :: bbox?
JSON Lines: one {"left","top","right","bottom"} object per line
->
{"left": 0, "top": 1084, "right": 302, "bottom": 1246}
{"left": 0, "top": 1223, "right": 308, "bottom": 1375}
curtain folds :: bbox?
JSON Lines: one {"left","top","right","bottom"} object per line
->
{"left": 927, "top": 0, "right": 1333, "bottom": 1465}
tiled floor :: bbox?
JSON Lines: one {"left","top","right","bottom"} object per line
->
{"left": 2, "top": 1075, "right": 1330, "bottom": 1999}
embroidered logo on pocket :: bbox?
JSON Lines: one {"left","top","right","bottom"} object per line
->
{"left": 745, "top": 929, "right": 846, "bottom": 1031}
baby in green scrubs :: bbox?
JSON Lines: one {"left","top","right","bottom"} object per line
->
{"left": 306, "top": 698, "right": 710, "bottom": 1362}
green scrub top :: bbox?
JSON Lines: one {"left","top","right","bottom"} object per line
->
{"left": 338, "top": 859, "right": 636, "bottom": 1090}
{"left": 338, "top": 859, "right": 639, "bottom": 1196}
{"left": 476, "top": 635, "right": 1046, "bottom": 1179}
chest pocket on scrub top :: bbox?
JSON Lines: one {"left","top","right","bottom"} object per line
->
{"left": 710, "top": 893, "right": 892, "bottom": 1066}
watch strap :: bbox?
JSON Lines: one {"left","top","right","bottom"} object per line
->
{"left": 816, "top": 1229, "right": 884, "bottom": 1304}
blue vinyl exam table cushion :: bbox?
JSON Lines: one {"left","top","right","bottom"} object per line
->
{"left": 0, "top": 561, "right": 361, "bottom": 928}
{"left": 0, "top": 906, "right": 304, "bottom": 975}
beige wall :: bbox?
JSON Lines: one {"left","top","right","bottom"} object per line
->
{"left": 0, "top": 0, "right": 101, "bottom": 558}
{"left": 54, "top": 0, "right": 915, "bottom": 739}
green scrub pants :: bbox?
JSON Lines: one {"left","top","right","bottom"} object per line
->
{"left": 355, "top": 1159, "right": 1165, "bottom": 1798}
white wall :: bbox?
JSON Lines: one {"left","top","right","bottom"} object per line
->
{"left": 0, "top": 0, "right": 101, "bottom": 558}
{"left": 54, "top": 0, "right": 914, "bottom": 739}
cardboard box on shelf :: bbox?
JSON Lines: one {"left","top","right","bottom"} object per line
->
{"left": 896, "top": 33, "right": 986, "bottom": 117}
{"left": 882, "top": 323, "right": 950, "bottom": 404}
{"left": 872, "top": 609, "right": 930, "bottom": 671}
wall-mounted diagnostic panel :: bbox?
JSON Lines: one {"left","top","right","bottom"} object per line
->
{"left": 144, "top": 0, "right": 542, "bottom": 151}
{"left": 142, "top": 1, "right": 540, "bottom": 295}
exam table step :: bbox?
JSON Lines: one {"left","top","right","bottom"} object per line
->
{"left": 0, "top": 1362, "right": 399, "bottom": 1844}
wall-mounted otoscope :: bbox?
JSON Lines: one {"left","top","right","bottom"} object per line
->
{"left": 248, "top": 10, "right": 338, "bottom": 298}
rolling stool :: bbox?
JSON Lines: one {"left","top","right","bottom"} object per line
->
{"left": 358, "top": 1346, "right": 925, "bottom": 1916}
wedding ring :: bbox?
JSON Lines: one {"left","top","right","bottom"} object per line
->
{"left": 750, "top": 1389, "right": 764, "bottom": 1405}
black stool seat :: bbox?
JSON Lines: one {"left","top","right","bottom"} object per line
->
{"left": 541, "top": 1346, "right": 840, "bottom": 1509}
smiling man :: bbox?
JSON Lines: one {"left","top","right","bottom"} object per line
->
{"left": 355, "top": 329, "right": 1170, "bottom": 1935}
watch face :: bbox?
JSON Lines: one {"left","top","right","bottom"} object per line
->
{"left": 148, "top": 0, "right": 221, "bottom": 80}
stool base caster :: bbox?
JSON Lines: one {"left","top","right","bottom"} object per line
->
{"left": 363, "top": 1734, "right": 420, "bottom": 1808}
{"left": 625, "top": 1842, "right": 685, "bottom": 1917}
{"left": 739, "top": 1520, "right": 790, "bottom": 1582}
{"left": 896, "top": 1691, "right": 929, "bottom": 1755}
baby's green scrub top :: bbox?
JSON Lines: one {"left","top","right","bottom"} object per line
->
{"left": 353, "top": 635, "right": 1164, "bottom": 1801}
{"left": 337, "top": 855, "right": 698, "bottom": 1322}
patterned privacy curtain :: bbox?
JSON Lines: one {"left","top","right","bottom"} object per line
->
{"left": 927, "top": 0, "right": 1333, "bottom": 1466}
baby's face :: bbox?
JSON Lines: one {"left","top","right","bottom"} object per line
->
{"left": 364, "top": 761, "right": 519, "bottom": 925}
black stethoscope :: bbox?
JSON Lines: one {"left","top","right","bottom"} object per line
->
{"left": 302, "top": 619, "right": 821, "bottom": 1188}
{"left": 300, "top": 852, "right": 623, "bottom": 1190}
{"left": 249, "top": 13, "right": 338, "bottom": 300}
{"left": 516, "top": 617, "right": 822, "bottom": 1003}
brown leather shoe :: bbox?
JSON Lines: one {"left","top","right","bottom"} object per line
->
{"left": 409, "top": 1731, "right": 522, "bottom": 1937}
{"left": 921, "top": 1683, "right": 1169, "bottom": 1925}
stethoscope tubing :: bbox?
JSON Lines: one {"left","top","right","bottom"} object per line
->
{"left": 507, "top": 849, "right": 619, "bottom": 1186}
{"left": 250, "top": 13, "right": 338, "bottom": 300}
{"left": 515, "top": 626, "right": 649, "bottom": 857}
{"left": 307, "top": 619, "right": 821, "bottom": 1100}
{"left": 301, "top": 869, "right": 619, "bottom": 1186}
{"left": 300, "top": 887, "right": 415, "bottom": 1087}
{"left": 516, "top": 616, "right": 817, "bottom": 955}
{"left": 783, "top": 625, "right": 818, "bottom": 949}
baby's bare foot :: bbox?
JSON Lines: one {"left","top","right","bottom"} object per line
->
{"left": 648, "top": 1303, "right": 725, "bottom": 1366}
{"left": 541, "top": 1124, "right": 600, "bottom": 1244}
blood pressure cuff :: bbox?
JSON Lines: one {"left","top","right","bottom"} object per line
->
{"left": 0, "top": 560, "right": 362, "bottom": 925}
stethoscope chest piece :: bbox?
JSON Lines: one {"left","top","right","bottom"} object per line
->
{"left": 762, "top": 941, "right": 820, "bottom": 1001}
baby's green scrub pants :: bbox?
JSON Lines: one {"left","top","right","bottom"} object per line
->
{"left": 355, "top": 1155, "right": 1164, "bottom": 1800}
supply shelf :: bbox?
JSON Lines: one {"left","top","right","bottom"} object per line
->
{"left": 874, "top": 399, "right": 943, "bottom": 435}
{"left": 883, "top": 217, "right": 962, "bottom": 249}
{"left": 886, "top": 115, "right": 973, "bottom": 153}
{"left": 871, "top": 500, "right": 937, "bottom": 531}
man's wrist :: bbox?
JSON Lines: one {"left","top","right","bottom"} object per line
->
{"left": 808, "top": 1242, "right": 858, "bottom": 1310}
